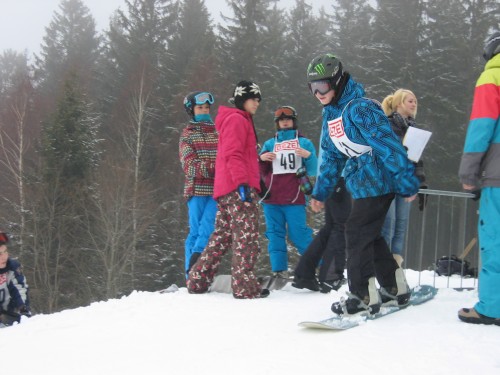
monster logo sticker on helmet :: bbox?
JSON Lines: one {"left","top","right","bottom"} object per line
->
{"left": 483, "top": 31, "right": 500, "bottom": 61}
{"left": 183, "top": 91, "right": 214, "bottom": 117}
{"left": 306, "top": 54, "right": 344, "bottom": 95}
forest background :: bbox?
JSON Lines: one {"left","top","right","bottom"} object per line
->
{"left": 0, "top": 0, "right": 497, "bottom": 314}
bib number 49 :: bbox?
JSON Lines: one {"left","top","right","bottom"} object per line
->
{"left": 280, "top": 153, "right": 296, "bottom": 170}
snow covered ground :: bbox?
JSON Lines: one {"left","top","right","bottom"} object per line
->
{"left": 2, "top": 270, "right": 499, "bottom": 375}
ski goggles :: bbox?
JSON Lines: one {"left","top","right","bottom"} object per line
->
{"left": 193, "top": 92, "right": 214, "bottom": 106}
{"left": 274, "top": 106, "right": 296, "bottom": 119}
{"left": 308, "top": 80, "right": 333, "bottom": 95}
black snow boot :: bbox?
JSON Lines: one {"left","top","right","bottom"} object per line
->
{"left": 292, "top": 275, "right": 320, "bottom": 292}
{"left": 380, "top": 268, "right": 411, "bottom": 307}
{"left": 319, "top": 277, "right": 346, "bottom": 293}
{"left": 331, "top": 277, "right": 381, "bottom": 316}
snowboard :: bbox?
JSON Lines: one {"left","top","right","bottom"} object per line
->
{"left": 298, "top": 284, "right": 438, "bottom": 330}
{"left": 158, "top": 284, "right": 180, "bottom": 294}
{"left": 209, "top": 274, "right": 291, "bottom": 294}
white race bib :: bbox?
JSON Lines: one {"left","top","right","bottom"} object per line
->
{"left": 272, "top": 138, "right": 302, "bottom": 174}
{"left": 328, "top": 115, "right": 372, "bottom": 158}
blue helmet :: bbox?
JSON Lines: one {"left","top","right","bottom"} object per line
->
{"left": 183, "top": 91, "right": 215, "bottom": 116}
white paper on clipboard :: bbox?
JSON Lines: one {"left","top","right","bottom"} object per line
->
{"left": 403, "top": 127, "right": 432, "bottom": 162}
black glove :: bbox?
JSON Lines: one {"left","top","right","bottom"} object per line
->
{"left": 238, "top": 184, "right": 252, "bottom": 202}
{"left": 18, "top": 305, "right": 31, "bottom": 317}
{"left": 418, "top": 185, "right": 428, "bottom": 211}
{"left": 471, "top": 189, "right": 481, "bottom": 201}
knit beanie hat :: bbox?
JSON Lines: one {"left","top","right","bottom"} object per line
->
{"left": 229, "top": 80, "right": 262, "bottom": 110}
{"left": 0, "top": 232, "right": 9, "bottom": 245}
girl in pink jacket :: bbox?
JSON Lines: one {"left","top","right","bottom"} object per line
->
{"left": 187, "top": 81, "right": 268, "bottom": 299}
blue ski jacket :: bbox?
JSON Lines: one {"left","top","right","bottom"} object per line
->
{"left": 313, "top": 77, "right": 419, "bottom": 201}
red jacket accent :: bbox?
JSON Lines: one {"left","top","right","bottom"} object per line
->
{"left": 213, "top": 106, "right": 261, "bottom": 199}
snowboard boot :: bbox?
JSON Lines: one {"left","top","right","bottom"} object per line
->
{"left": 331, "top": 277, "right": 381, "bottom": 316}
{"left": 292, "top": 275, "right": 320, "bottom": 292}
{"left": 273, "top": 271, "right": 290, "bottom": 279}
{"left": 380, "top": 268, "right": 411, "bottom": 307}
{"left": 186, "top": 252, "right": 201, "bottom": 276}
{"left": 319, "top": 277, "right": 346, "bottom": 293}
{"left": 393, "top": 254, "right": 404, "bottom": 268}
{"left": 260, "top": 288, "right": 270, "bottom": 298}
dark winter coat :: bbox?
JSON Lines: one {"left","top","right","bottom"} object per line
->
{"left": 388, "top": 112, "right": 426, "bottom": 186}
{"left": 0, "top": 258, "right": 29, "bottom": 312}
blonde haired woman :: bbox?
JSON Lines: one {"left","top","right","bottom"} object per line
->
{"left": 381, "top": 89, "right": 427, "bottom": 267}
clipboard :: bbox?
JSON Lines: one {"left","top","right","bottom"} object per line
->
{"left": 403, "top": 126, "right": 432, "bottom": 162}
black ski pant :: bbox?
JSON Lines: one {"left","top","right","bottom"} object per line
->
{"left": 345, "top": 193, "right": 399, "bottom": 297}
{"left": 294, "top": 179, "right": 351, "bottom": 282}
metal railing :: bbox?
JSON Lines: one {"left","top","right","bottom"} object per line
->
{"left": 405, "top": 189, "right": 479, "bottom": 289}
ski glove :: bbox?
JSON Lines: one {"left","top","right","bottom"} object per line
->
{"left": 418, "top": 185, "right": 428, "bottom": 211}
{"left": 238, "top": 184, "right": 252, "bottom": 203}
{"left": 471, "top": 189, "right": 481, "bottom": 201}
{"left": 19, "top": 305, "right": 31, "bottom": 317}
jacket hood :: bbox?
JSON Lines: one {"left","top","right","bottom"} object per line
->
{"left": 336, "top": 76, "right": 366, "bottom": 107}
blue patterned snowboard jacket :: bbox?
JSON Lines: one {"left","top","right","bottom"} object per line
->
{"left": 313, "top": 77, "right": 419, "bottom": 201}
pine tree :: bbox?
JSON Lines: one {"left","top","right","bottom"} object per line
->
{"left": 102, "top": 0, "right": 182, "bottom": 290}
{"left": 419, "top": 0, "right": 476, "bottom": 188}
{"left": 41, "top": 76, "right": 99, "bottom": 185}
{"left": 167, "top": 0, "right": 219, "bottom": 125}
{"left": 35, "top": 0, "right": 101, "bottom": 98}
{"left": 217, "top": 0, "right": 275, "bottom": 82}
{"left": 283, "top": 0, "right": 330, "bottom": 142}
{"left": 32, "top": 75, "right": 100, "bottom": 312}
{"left": 367, "top": 0, "right": 424, "bottom": 98}
{"left": 0, "top": 50, "right": 35, "bottom": 256}
{"left": 327, "top": 0, "right": 374, "bottom": 91}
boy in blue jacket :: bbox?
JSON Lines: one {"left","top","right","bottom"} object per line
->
{"left": 259, "top": 106, "right": 317, "bottom": 276}
{"left": 306, "top": 54, "right": 419, "bottom": 316}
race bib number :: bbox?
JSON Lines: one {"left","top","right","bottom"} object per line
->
{"left": 272, "top": 139, "right": 302, "bottom": 174}
{"left": 328, "top": 116, "right": 371, "bottom": 158}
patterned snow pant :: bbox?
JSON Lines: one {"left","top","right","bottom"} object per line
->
{"left": 187, "top": 190, "right": 262, "bottom": 298}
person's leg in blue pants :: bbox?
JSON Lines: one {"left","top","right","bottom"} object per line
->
{"left": 285, "top": 204, "right": 313, "bottom": 256}
{"left": 390, "top": 195, "right": 411, "bottom": 256}
{"left": 475, "top": 187, "right": 500, "bottom": 318}
{"left": 185, "top": 196, "right": 217, "bottom": 274}
{"left": 263, "top": 204, "right": 288, "bottom": 272}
